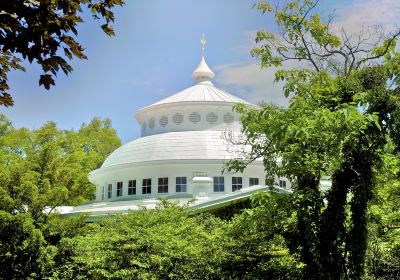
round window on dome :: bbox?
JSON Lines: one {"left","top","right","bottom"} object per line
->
{"left": 149, "top": 117, "right": 155, "bottom": 129}
{"left": 159, "top": 115, "right": 168, "bottom": 127}
{"left": 189, "top": 112, "right": 201, "bottom": 124}
{"left": 206, "top": 112, "right": 218, "bottom": 124}
{"left": 141, "top": 122, "right": 147, "bottom": 133}
{"left": 223, "top": 113, "right": 234, "bottom": 125}
{"left": 173, "top": 113, "right": 184, "bottom": 125}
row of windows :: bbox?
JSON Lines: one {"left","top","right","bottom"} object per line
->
{"left": 104, "top": 177, "right": 187, "bottom": 199}
{"left": 102, "top": 176, "right": 261, "bottom": 199}
{"left": 141, "top": 112, "right": 235, "bottom": 132}
{"left": 212, "top": 176, "right": 259, "bottom": 193}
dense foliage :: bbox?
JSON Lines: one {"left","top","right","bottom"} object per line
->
{"left": 0, "top": 114, "right": 120, "bottom": 279}
{"left": 366, "top": 148, "right": 400, "bottom": 279}
{"left": 0, "top": 0, "right": 125, "bottom": 107}
{"left": 43, "top": 194, "right": 302, "bottom": 280}
{"left": 224, "top": 1, "right": 400, "bottom": 279}
{"left": 0, "top": 112, "right": 398, "bottom": 279}
{"left": 0, "top": 114, "right": 121, "bottom": 213}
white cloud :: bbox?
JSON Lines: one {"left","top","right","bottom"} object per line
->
{"left": 214, "top": 63, "right": 288, "bottom": 106}
{"left": 333, "top": 0, "right": 400, "bottom": 33}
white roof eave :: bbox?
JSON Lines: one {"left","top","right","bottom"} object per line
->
{"left": 58, "top": 186, "right": 292, "bottom": 221}
{"left": 135, "top": 100, "right": 253, "bottom": 121}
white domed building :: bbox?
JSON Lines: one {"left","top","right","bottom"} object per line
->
{"left": 60, "top": 41, "right": 291, "bottom": 220}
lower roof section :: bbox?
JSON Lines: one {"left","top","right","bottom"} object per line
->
{"left": 100, "top": 130, "right": 254, "bottom": 169}
{"left": 58, "top": 185, "right": 291, "bottom": 221}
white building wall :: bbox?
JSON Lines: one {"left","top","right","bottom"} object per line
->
{"left": 92, "top": 161, "right": 269, "bottom": 202}
{"left": 138, "top": 103, "right": 242, "bottom": 137}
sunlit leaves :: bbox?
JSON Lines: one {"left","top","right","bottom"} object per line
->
{"left": 0, "top": 114, "right": 121, "bottom": 217}
{"left": 233, "top": 2, "right": 400, "bottom": 274}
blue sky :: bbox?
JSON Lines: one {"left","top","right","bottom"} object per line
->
{"left": 2, "top": 0, "right": 399, "bottom": 143}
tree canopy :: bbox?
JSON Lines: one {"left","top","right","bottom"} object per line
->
{"left": 226, "top": 1, "right": 400, "bottom": 279}
{"left": 0, "top": 114, "right": 121, "bottom": 279}
{"left": 0, "top": 0, "right": 124, "bottom": 107}
{"left": 0, "top": 114, "right": 121, "bottom": 219}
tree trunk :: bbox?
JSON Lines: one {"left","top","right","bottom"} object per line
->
{"left": 347, "top": 150, "right": 374, "bottom": 280}
{"left": 295, "top": 174, "right": 323, "bottom": 280}
{"left": 319, "top": 162, "right": 355, "bottom": 280}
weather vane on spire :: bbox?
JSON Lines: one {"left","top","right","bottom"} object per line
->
{"left": 200, "top": 33, "right": 206, "bottom": 57}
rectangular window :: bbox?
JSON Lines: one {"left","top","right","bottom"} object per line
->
{"left": 232, "top": 177, "right": 242, "bottom": 191}
{"left": 128, "top": 180, "right": 136, "bottom": 195}
{"left": 176, "top": 177, "right": 187, "bottom": 192}
{"left": 107, "top": 184, "right": 112, "bottom": 199}
{"left": 117, "top": 181, "right": 123, "bottom": 197}
{"left": 101, "top": 186, "right": 105, "bottom": 200}
{"left": 249, "top": 178, "right": 259, "bottom": 186}
{"left": 279, "top": 179, "right": 287, "bottom": 189}
{"left": 142, "top": 178, "right": 151, "bottom": 194}
{"left": 213, "top": 176, "right": 225, "bottom": 192}
{"left": 158, "top": 177, "right": 169, "bottom": 193}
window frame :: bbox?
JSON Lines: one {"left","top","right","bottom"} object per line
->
{"left": 176, "top": 176, "right": 187, "bottom": 193}
{"left": 249, "top": 177, "right": 259, "bottom": 186}
{"left": 128, "top": 180, "right": 136, "bottom": 195}
{"left": 158, "top": 177, "right": 169, "bottom": 193}
{"left": 142, "top": 178, "right": 151, "bottom": 194}
{"left": 213, "top": 176, "right": 225, "bottom": 192}
{"left": 232, "top": 176, "right": 242, "bottom": 192}
{"left": 116, "top": 181, "right": 123, "bottom": 197}
{"left": 107, "top": 183, "right": 112, "bottom": 199}
{"left": 279, "top": 179, "right": 287, "bottom": 189}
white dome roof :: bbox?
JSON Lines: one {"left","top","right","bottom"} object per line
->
{"left": 101, "top": 130, "right": 250, "bottom": 168}
{"left": 139, "top": 82, "right": 252, "bottom": 112}
{"left": 137, "top": 55, "right": 254, "bottom": 115}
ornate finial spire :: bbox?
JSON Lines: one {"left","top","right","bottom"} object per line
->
{"left": 200, "top": 32, "right": 206, "bottom": 57}
{"left": 192, "top": 33, "right": 215, "bottom": 84}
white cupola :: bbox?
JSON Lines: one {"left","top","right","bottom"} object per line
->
{"left": 192, "top": 56, "right": 215, "bottom": 84}
{"left": 135, "top": 34, "right": 254, "bottom": 137}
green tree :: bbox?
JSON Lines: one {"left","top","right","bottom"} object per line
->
{"left": 51, "top": 204, "right": 226, "bottom": 280}
{"left": 366, "top": 146, "right": 400, "bottom": 280}
{"left": 0, "top": 0, "right": 124, "bottom": 107}
{"left": 49, "top": 196, "right": 303, "bottom": 280}
{"left": 0, "top": 212, "right": 54, "bottom": 279}
{"left": 219, "top": 191, "right": 303, "bottom": 280}
{"left": 226, "top": 1, "right": 400, "bottom": 279}
{"left": 0, "top": 115, "right": 121, "bottom": 220}
{"left": 0, "top": 114, "right": 120, "bottom": 279}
